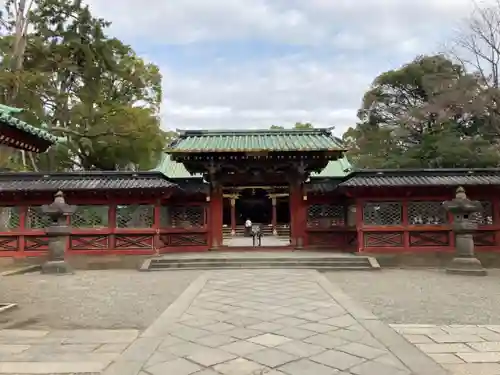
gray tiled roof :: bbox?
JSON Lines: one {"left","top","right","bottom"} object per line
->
{"left": 0, "top": 171, "right": 176, "bottom": 192}
{"left": 340, "top": 169, "right": 500, "bottom": 187}
{"left": 306, "top": 179, "right": 343, "bottom": 193}
{"left": 174, "top": 180, "right": 209, "bottom": 195}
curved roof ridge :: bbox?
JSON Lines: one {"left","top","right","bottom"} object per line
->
{"left": 177, "top": 128, "right": 334, "bottom": 136}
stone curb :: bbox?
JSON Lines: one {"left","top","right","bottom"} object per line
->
{"left": 315, "top": 272, "right": 449, "bottom": 375}
{"left": 140, "top": 272, "right": 209, "bottom": 338}
{"left": 366, "top": 256, "right": 381, "bottom": 269}
{"left": 102, "top": 273, "right": 209, "bottom": 375}
{"left": 0, "top": 265, "right": 40, "bottom": 276}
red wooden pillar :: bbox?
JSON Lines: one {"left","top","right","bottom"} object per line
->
{"left": 19, "top": 206, "right": 26, "bottom": 254}
{"left": 356, "top": 198, "right": 364, "bottom": 253}
{"left": 289, "top": 182, "right": 306, "bottom": 248}
{"left": 493, "top": 197, "right": 500, "bottom": 248}
{"left": 271, "top": 196, "right": 277, "bottom": 235}
{"left": 108, "top": 204, "right": 116, "bottom": 250}
{"left": 289, "top": 184, "right": 298, "bottom": 247}
{"left": 230, "top": 197, "right": 236, "bottom": 236}
{"left": 153, "top": 199, "right": 161, "bottom": 255}
{"left": 402, "top": 199, "right": 410, "bottom": 250}
{"left": 209, "top": 185, "right": 223, "bottom": 249}
{"left": 447, "top": 196, "right": 456, "bottom": 251}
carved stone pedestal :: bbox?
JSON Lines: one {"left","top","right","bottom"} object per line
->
{"left": 42, "top": 260, "right": 73, "bottom": 274}
{"left": 446, "top": 256, "right": 487, "bottom": 276}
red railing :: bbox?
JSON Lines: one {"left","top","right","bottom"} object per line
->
{"left": 0, "top": 202, "right": 210, "bottom": 257}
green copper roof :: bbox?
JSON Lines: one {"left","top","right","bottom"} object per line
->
{"left": 153, "top": 152, "right": 352, "bottom": 179}
{"left": 152, "top": 153, "right": 202, "bottom": 178}
{"left": 311, "top": 156, "right": 353, "bottom": 178}
{"left": 0, "top": 104, "right": 58, "bottom": 144}
{"left": 168, "top": 128, "right": 345, "bottom": 153}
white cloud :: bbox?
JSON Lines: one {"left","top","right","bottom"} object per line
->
{"left": 159, "top": 56, "right": 372, "bottom": 135}
{"left": 87, "top": 0, "right": 481, "bottom": 46}
{"left": 81, "top": 0, "right": 487, "bottom": 136}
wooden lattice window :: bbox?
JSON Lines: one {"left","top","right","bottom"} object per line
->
{"left": 26, "top": 206, "right": 51, "bottom": 229}
{"left": 471, "top": 201, "right": 494, "bottom": 225}
{"left": 116, "top": 205, "right": 153, "bottom": 228}
{"left": 0, "top": 207, "right": 21, "bottom": 231}
{"left": 161, "top": 205, "right": 205, "bottom": 228}
{"left": 307, "top": 204, "right": 345, "bottom": 228}
{"left": 72, "top": 206, "right": 109, "bottom": 228}
{"left": 408, "top": 201, "right": 447, "bottom": 225}
{"left": 363, "top": 202, "right": 402, "bottom": 225}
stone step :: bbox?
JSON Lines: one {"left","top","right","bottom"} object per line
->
{"left": 148, "top": 257, "right": 370, "bottom": 264}
{"left": 223, "top": 232, "right": 289, "bottom": 237}
{"left": 223, "top": 226, "right": 289, "bottom": 233}
{"left": 147, "top": 265, "right": 375, "bottom": 271}
{"left": 223, "top": 236, "right": 290, "bottom": 240}
{"left": 140, "top": 255, "right": 380, "bottom": 271}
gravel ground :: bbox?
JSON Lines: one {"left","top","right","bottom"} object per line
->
{"left": 325, "top": 268, "right": 500, "bottom": 325}
{"left": 2, "top": 267, "right": 499, "bottom": 330}
{"left": 0, "top": 270, "right": 201, "bottom": 330}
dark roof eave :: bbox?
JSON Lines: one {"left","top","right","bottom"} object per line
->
{"left": 166, "top": 148, "right": 347, "bottom": 154}
{"left": 347, "top": 168, "right": 500, "bottom": 177}
{"left": 0, "top": 117, "right": 58, "bottom": 144}
{"left": 0, "top": 171, "right": 180, "bottom": 193}
{"left": 176, "top": 128, "right": 335, "bottom": 136}
{"left": 308, "top": 168, "right": 500, "bottom": 188}
{"left": 0, "top": 170, "right": 169, "bottom": 180}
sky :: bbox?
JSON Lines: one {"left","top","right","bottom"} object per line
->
{"left": 83, "top": 0, "right": 484, "bottom": 136}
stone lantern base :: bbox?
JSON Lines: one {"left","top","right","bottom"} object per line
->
{"left": 446, "top": 257, "right": 487, "bottom": 276}
{"left": 41, "top": 260, "right": 73, "bottom": 275}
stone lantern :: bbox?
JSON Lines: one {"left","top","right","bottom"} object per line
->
{"left": 442, "top": 187, "right": 487, "bottom": 276}
{"left": 41, "top": 191, "right": 77, "bottom": 274}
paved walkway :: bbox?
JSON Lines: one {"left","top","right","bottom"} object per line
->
{"left": 103, "top": 270, "right": 446, "bottom": 375}
{"left": 392, "top": 324, "right": 500, "bottom": 375}
{"left": 0, "top": 328, "right": 139, "bottom": 373}
{"left": 9, "top": 270, "right": 500, "bottom": 374}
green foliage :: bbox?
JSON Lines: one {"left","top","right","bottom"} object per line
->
{"left": 345, "top": 55, "right": 500, "bottom": 169}
{"left": 270, "top": 122, "right": 314, "bottom": 130}
{"left": 0, "top": 0, "right": 167, "bottom": 171}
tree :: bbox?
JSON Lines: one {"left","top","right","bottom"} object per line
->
{"left": 0, "top": 0, "right": 37, "bottom": 104}
{"left": 447, "top": 0, "right": 500, "bottom": 139}
{"left": 270, "top": 122, "right": 314, "bottom": 130}
{"left": 449, "top": 0, "right": 500, "bottom": 89}
{"left": 0, "top": 0, "right": 167, "bottom": 171}
{"left": 343, "top": 126, "right": 403, "bottom": 168}
{"left": 0, "top": 0, "right": 42, "bottom": 170}
{"left": 293, "top": 122, "right": 313, "bottom": 129}
{"left": 345, "top": 55, "right": 500, "bottom": 168}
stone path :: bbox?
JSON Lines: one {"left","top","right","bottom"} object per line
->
{"left": 103, "top": 270, "right": 446, "bottom": 375}
{"left": 6, "top": 269, "right": 500, "bottom": 374}
{"left": 0, "top": 328, "right": 139, "bottom": 373}
{"left": 392, "top": 324, "right": 500, "bottom": 375}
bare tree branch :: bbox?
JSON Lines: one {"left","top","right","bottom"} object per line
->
{"left": 451, "top": 0, "right": 500, "bottom": 88}
{"left": 49, "top": 126, "right": 133, "bottom": 139}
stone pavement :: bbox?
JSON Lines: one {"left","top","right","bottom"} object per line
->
{"left": 0, "top": 328, "right": 139, "bottom": 373}
{"left": 6, "top": 270, "right": 500, "bottom": 374}
{"left": 103, "top": 270, "right": 446, "bottom": 375}
{"left": 392, "top": 324, "right": 500, "bottom": 375}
